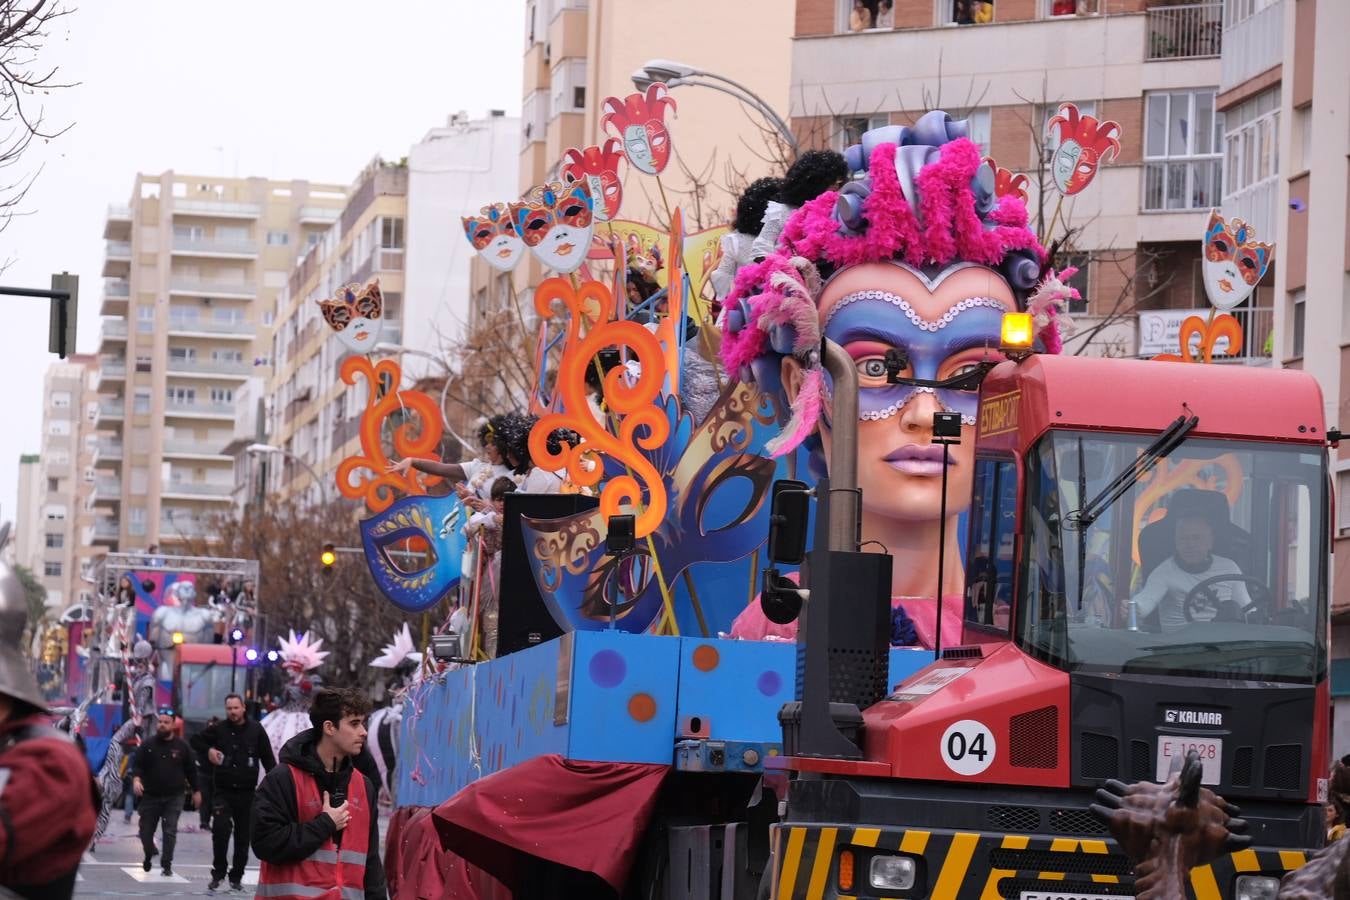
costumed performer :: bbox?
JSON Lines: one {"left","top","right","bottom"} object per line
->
{"left": 260, "top": 629, "right": 328, "bottom": 763}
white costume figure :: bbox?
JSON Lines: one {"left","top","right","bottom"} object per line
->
{"left": 92, "top": 640, "right": 158, "bottom": 845}
{"left": 147, "top": 582, "right": 215, "bottom": 649}
{"left": 366, "top": 624, "right": 423, "bottom": 805}
{"left": 260, "top": 629, "right": 329, "bottom": 763}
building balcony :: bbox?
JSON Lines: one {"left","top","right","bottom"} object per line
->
{"left": 159, "top": 516, "right": 219, "bottom": 538}
{"left": 298, "top": 206, "right": 340, "bottom": 224}
{"left": 161, "top": 436, "right": 232, "bottom": 459}
{"left": 92, "top": 438, "right": 122, "bottom": 466}
{"left": 98, "top": 320, "right": 128, "bottom": 346}
{"left": 95, "top": 399, "right": 124, "bottom": 423}
{"left": 160, "top": 480, "right": 234, "bottom": 501}
{"left": 105, "top": 240, "right": 131, "bottom": 259}
{"left": 96, "top": 358, "right": 126, "bottom": 384}
{"left": 166, "top": 317, "right": 256, "bottom": 339}
{"left": 173, "top": 199, "right": 261, "bottom": 219}
{"left": 1220, "top": 0, "right": 1283, "bottom": 93}
{"left": 1142, "top": 157, "right": 1223, "bottom": 212}
{"left": 164, "top": 398, "right": 235, "bottom": 419}
{"left": 92, "top": 476, "right": 122, "bottom": 503}
{"left": 165, "top": 356, "right": 254, "bottom": 378}
{"left": 101, "top": 278, "right": 130, "bottom": 315}
{"left": 1146, "top": 2, "right": 1222, "bottom": 61}
{"left": 168, "top": 278, "right": 256, "bottom": 299}
{"left": 171, "top": 236, "right": 259, "bottom": 258}
{"left": 91, "top": 518, "right": 120, "bottom": 544}
{"left": 1222, "top": 177, "right": 1279, "bottom": 243}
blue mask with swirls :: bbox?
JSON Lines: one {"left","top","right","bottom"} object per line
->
{"left": 360, "top": 494, "right": 468, "bottom": 613}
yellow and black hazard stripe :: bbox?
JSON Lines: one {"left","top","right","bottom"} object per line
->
{"left": 771, "top": 824, "right": 1309, "bottom": 900}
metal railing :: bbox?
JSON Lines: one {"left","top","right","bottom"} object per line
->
{"left": 164, "top": 398, "right": 235, "bottom": 417}
{"left": 161, "top": 436, "right": 232, "bottom": 456}
{"left": 173, "top": 199, "right": 261, "bottom": 218}
{"left": 1142, "top": 158, "right": 1223, "bottom": 211}
{"left": 107, "top": 203, "right": 131, "bottom": 220}
{"left": 105, "top": 240, "right": 132, "bottom": 258}
{"left": 94, "top": 476, "right": 122, "bottom": 495}
{"left": 1218, "top": 305, "right": 1274, "bottom": 363}
{"left": 166, "top": 316, "right": 256, "bottom": 335}
{"left": 95, "top": 438, "right": 123, "bottom": 457}
{"left": 92, "top": 520, "right": 120, "bottom": 539}
{"left": 104, "top": 279, "right": 130, "bottom": 297}
{"left": 164, "top": 356, "right": 253, "bottom": 376}
{"left": 161, "top": 480, "right": 233, "bottom": 498}
{"left": 169, "top": 278, "right": 256, "bottom": 297}
{"left": 1222, "top": 177, "right": 1279, "bottom": 242}
{"left": 97, "top": 400, "right": 125, "bottom": 418}
{"left": 101, "top": 320, "right": 128, "bottom": 337}
{"left": 171, "top": 236, "right": 258, "bottom": 256}
{"left": 298, "top": 206, "right": 339, "bottom": 222}
{"left": 1147, "top": 2, "right": 1223, "bottom": 60}
{"left": 98, "top": 359, "right": 126, "bottom": 378}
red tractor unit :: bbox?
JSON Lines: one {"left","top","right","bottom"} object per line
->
{"left": 768, "top": 352, "right": 1329, "bottom": 900}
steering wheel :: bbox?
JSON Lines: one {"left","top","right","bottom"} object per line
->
{"left": 1182, "top": 574, "right": 1272, "bottom": 624}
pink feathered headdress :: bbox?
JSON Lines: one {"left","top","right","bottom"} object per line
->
{"left": 720, "top": 110, "right": 1061, "bottom": 457}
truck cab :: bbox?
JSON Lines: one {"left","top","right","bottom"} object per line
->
{"left": 774, "top": 354, "right": 1329, "bottom": 899}
{"left": 173, "top": 643, "right": 252, "bottom": 738}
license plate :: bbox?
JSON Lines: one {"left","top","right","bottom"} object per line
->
{"left": 1155, "top": 735, "right": 1222, "bottom": 784}
{"left": 1020, "top": 892, "right": 1119, "bottom": 900}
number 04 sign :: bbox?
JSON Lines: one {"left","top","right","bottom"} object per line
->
{"left": 940, "top": 720, "right": 997, "bottom": 776}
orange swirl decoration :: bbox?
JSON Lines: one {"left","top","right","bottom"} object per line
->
{"left": 335, "top": 355, "right": 444, "bottom": 513}
{"left": 1152, "top": 314, "right": 1244, "bottom": 364}
{"left": 527, "top": 276, "right": 670, "bottom": 538}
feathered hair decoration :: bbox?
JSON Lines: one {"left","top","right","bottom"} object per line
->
{"left": 369, "top": 622, "right": 422, "bottom": 669}
{"left": 276, "top": 629, "right": 328, "bottom": 673}
{"left": 1026, "top": 267, "right": 1080, "bottom": 355}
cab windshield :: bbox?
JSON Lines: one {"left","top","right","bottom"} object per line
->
{"left": 180, "top": 661, "right": 240, "bottom": 721}
{"left": 1018, "top": 430, "right": 1326, "bottom": 684}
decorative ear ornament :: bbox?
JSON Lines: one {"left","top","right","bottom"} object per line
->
{"left": 317, "top": 279, "right": 384, "bottom": 354}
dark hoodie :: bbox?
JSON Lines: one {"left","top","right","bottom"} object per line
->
{"left": 251, "top": 728, "right": 386, "bottom": 899}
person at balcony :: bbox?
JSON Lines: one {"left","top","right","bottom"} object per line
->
{"left": 710, "top": 177, "right": 784, "bottom": 305}
{"left": 750, "top": 150, "right": 849, "bottom": 262}
{"left": 875, "top": 0, "right": 895, "bottom": 28}
{"left": 848, "top": 0, "right": 872, "bottom": 31}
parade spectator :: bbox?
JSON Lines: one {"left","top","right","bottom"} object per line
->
{"left": 849, "top": 0, "right": 872, "bottom": 31}
{"left": 192, "top": 694, "right": 277, "bottom": 892}
{"left": 253, "top": 688, "right": 386, "bottom": 900}
{"left": 876, "top": 0, "right": 895, "bottom": 27}
{"left": 0, "top": 559, "right": 98, "bottom": 898}
{"left": 133, "top": 709, "right": 200, "bottom": 876}
{"left": 710, "top": 177, "right": 783, "bottom": 302}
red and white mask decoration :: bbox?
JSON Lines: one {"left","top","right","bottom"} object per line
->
{"left": 600, "top": 84, "right": 677, "bottom": 176}
{"left": 1046, "top": 102, "right": 1121, "bottom": 196}
{"left": 561, "top": 139, "right": 624, "bottom": 221}
{"left": 508, "top": 181, "right": 595, "bottom": 274}
{"left": 462, "top": 202, "right": 525, "bottom": 272}
{"left": 1202, "top": 210, "right": 1273, "bottom": 311}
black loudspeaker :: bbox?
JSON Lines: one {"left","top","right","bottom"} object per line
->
{"left": 497, "top": 492, "right": 600, "bottom": 656}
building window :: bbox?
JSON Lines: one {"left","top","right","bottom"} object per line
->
{"left": 134, "top": 388, "right": 152, "bottom": 413}
{"left": 549, "top": 59, "right": 587, "bottom": 119}
{"left": 1291, "top": 289, "right": 1305, "bottom": 358}
{"left": 1057, "top": 253, "right": 1091, "bottom": 313}
{"left": 213, "top": 349, "right": 244, "bottom": 363}
{"left": 380, "top": 217, "right": 405, "bottom": 250}
{"left": 135, "top": 354, "right": 152, "bottom": 373}
{"left": 1044, "top": 0, "right": 1098, "bottom": 15}
{"left": 46, "top": 420, "right": 70, "bottom": 436}
{"left": 940, "top": 0, "right": 995, "bottom": 26}
{"left": 1224, "top": 86, "right": 1280, "bottom": 197}
{"left": 44, "top": 561, "right": 61, "bottom": 577}
{"left": 44, "top": 505, "right": 65, "bottom": 520}
{"left": 51, "top": 390, "right": 71, "bottom": 409}
{"left": 46, "top": 477, "right": 59, "bottom": 493}
{"left": 166, "top": 386, "right": 195, "bottom": 404}
{"left": 1142, "top": 89, "right": 1224, "bottom": 211}
{"left": 209, "top": 387, "right": 233, "bottom": 404}
{"left": 950, "top": 108, "right": 991, "bottom": 156}
{"left": 834, "top": 114, "right": 889, "bottom": 151}
{"left": 266, "top": 230, "right": 290, "bottom": 246}
{"left": 168, "top": 346, "right": 196, "bottom": 362}
{"left": 1224, "top": 0, "right": 1278, "bottom": 28}
{"left": 1339, "top": 470, "right": 1350, "bottom": 534}
{"left": 45, "top": 532, "right": 63, "bottom": 549}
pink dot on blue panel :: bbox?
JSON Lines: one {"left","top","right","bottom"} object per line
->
{"left": 757, "top": 670, "right": 783, "bottom": 697}
{"left": 589, "top": 649, "right": 627, "bottom": 688}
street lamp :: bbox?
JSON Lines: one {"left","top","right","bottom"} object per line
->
{"left": 246, "top": 443, "right": 331, "bottom": 504}
{"left": 632, "top": 58, "right": 799, "bottom": 154}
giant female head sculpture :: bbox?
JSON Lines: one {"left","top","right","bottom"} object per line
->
{"left": 721, "top": 112, "right": 1075, "bottom": 606}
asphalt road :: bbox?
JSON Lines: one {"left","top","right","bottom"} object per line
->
{"left": 77, "top": 808, "right": 392, "bottom": 897}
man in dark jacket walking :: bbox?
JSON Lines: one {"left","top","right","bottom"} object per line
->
{"left": 133, "top": 709, "right": 201, "bottom": 876}
{"left": 190, "top": 693, "right": 276, "bottom": 891}
{"left": 253, "top": 687, "right": 386, "bottom": 899}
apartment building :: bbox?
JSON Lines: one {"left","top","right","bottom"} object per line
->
{"left": 95, "top": 174, "right": 346, "bottom": 550}
{"left": 10, "top": 357, "right": 97, "bottom": 612}
{"left": 1225, "top": 0, "right": 1350, "bottom": 748}
{"left": 790, "top": 0, "right": 1266, "bottom": 361}
{"left": 266, "top": 159, "right": 406, "bottom": 502}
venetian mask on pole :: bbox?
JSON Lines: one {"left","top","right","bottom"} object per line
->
{"left": 1046, "top": 102, "right": 1122, "bottom": 195}
{"left": 317, "top": 279, "right": 384, "bottom": 354}
{"left": 600, "top": 84, "right": 677, "bottom": 176}
{"left": 508, "top": 181, "right": 596, "bottom": 274}
{"left": 561, "top": 139, "right": 625, "bottom": 222}
{"left": 1202, "top": 210, "right": 1273, "bottom": 311}
{"left": 462, "top": 202, "right": 526, "bottom": 272}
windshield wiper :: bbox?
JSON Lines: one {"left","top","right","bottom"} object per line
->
{"left": 1068, "top": 407, "right": 1199, "bottom": 531}
{"left": 188, "top": 660, "right": 217, "bottom": 691}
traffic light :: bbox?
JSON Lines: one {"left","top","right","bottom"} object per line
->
{"left": 321, "top": 542, "right": 337, "bottom": 571}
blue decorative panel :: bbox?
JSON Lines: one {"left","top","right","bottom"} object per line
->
{"left": 564, "top": 630, "right": 680, "bottom": 764}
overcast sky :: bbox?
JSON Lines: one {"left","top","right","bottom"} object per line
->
{"left": 0, "top": 2, "right": 523, "bottom": 522}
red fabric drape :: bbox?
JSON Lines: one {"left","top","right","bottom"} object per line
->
{"left": 384, "top": 806, "right": 511, "bottom": 900}
{"left": 431, "top": 754, "right": 669, "bottom": 895}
